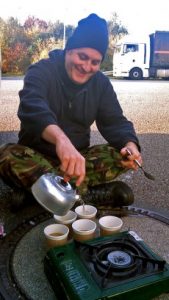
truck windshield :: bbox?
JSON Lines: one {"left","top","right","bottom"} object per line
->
{"left": 123, "top": 44, "right": 138, "bottom": 53}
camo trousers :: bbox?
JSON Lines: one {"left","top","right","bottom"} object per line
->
{"left": 0, "top": 143, "right": 127, "bottom": 195}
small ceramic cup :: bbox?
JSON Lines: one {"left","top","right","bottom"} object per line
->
{"left": 98, "top": 215, "right": 123, "bottom": 237}
{"left": 44, "top": 223, "right": 69, "bottom": 249}
{"left": 53, "top": 210, "right": 77, "bottom": 239}
{"left": 75, "top": 205, "right": 97, "bottom": 220}
{"left": 72, "top": 219, "right": 97, "bottom": 242}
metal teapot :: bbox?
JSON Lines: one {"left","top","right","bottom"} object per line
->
{"left": 31, "top": 173, "right": 80, "bottom": 216}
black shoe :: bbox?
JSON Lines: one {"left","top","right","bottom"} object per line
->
{"left": 83, "top": 181, "right": 134, "bottom": 208}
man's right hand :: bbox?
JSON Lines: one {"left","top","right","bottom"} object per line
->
{"left": 55, "top": 136, "right": 85, "bottom": 186}
{"left": 42, "top": 124, "right": 85, "bottom": 186}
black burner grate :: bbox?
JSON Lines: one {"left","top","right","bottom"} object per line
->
{"left": 75, "top": 235, "right": 166, "bottom": 288}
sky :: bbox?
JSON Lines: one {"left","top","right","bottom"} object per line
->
{"left": 1, "top": 0, "right": 169, "bottom": 38}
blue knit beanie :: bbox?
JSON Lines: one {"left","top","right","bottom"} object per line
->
{"left": 65, "top": 14, "right": 108, "bottom": 58}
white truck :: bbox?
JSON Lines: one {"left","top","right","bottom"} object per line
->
{"left": 113, "top": 31, "right": 169, "bottom": 79}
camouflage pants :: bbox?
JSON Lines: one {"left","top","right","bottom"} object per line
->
{"left": 0, "top": 143, "right": 127, "bottom": 196}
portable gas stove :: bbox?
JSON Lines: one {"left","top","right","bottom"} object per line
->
{"left": 44, "top": 231, "right": 169, "bottom": 300}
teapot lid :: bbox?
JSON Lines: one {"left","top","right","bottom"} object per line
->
{"left": 53, "top": 175, "right": 73, "bottom": 193}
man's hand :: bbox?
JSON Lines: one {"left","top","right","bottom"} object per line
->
{"left": 42, "top": 124, "right": 85, "bottom": 186}
{"left": 120, "top": 141, "right": 142, "bottom": 170}
{"left": 55, "top": 137, "right": 85, "bottom": 186}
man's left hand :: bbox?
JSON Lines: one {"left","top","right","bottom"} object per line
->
{"left": 120, "top": 142, "right": 142, "bottom": 170}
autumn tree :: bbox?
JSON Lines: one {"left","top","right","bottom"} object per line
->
{"left": 1, "top": 17, "right": 32, "bottom": 73}
{"left": 23, "top": 17, "right": 75, "bottom": 63}
{"left": 24, "top": 16, "right": 48, "bottom": 36}
{"left": 2, "top": 43, "right": 30, "bottom": 73}
{"left": 1, "top": 13, "right": 127, "bottom": 74}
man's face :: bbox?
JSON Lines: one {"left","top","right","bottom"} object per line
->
{"left": 65, "top": 48, "right": 102, "bottom": 84}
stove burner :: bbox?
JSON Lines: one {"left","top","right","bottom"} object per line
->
{"left": 76, "top": 235, "right": 166, "bottom": 289}
{"left": 107, "top": 250, "right": 132, "bottom": 266}
{"left": 94, "top": 243, "right": 141, "bottom": 286}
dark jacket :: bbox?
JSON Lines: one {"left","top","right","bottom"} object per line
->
{"left": 18, "top": 50, "right": 139, "bottom": 157}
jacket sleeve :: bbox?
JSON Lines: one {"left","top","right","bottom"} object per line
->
{"left": 96, "top": 80, "right": 140, "bottom": 150}
{"left": 18, "top": 61, "right": 58, "bottom": 138}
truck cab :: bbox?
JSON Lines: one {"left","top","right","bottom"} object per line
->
{"left": 113, "top": 36, "right": 150, "bottom": 79}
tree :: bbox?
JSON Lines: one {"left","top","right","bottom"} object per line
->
{"left": 1, "top": 17, "right": 32, "bottom": 73}
{"left": 101, "top": 13, "right": 128, "bottom": 71}
{"left": 2, "top": 42, "right": 30, "bottom": 73}
{"left": 0, "top": 18, "right": 7, "bottom": 49}
{"left": 3, "top": 17, "right": 29, "bottom": 47}
{"left": 1, "top": 13, "right": 128, "bottom": 74}
{"left": 30, "top": 37, "right": 62, "bottom": 63}
{"left": 24, "top": 16, "right": 48, "bottom": 36}
{"left": 47, "top": 21, "right": 74, "bottom": 48}
{"left": 108, "top": 12, "right": 128, "bottom": 47}
{"left": 25, "top": 18, "right": 75, "bottom": 63}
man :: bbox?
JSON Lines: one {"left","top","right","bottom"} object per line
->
{"left": 0, "top": 14, "right": 142, "bottom": 210}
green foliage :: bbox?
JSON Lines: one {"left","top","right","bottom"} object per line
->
{"left": 0, "top": 13, "right": 128, "bottom": 75}
{"left": 101, "top": 48, "right": 113, "bottom": 72}
{"left": 30, "top": 37, "right": 63, "bottom": 63}
{"left": 0, "top": 17, "right": 7, "bottom": 49}
{"left": 101, "top": 13, "right": 128, "bottom": 72}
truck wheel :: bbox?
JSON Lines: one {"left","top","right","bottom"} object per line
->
{"left": 129, "top": 68, "right": 143, "bottom": 80}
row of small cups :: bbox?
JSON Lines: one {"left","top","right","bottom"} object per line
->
{"left": 44, "top": 205, "right": 123, "bottom": 249}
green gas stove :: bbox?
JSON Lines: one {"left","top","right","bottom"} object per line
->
{"left": 44, "top": 231, "right": 169, "bottom": 300}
